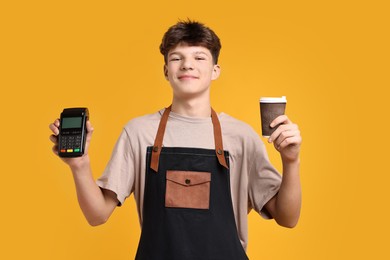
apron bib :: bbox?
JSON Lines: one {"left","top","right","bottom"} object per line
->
{"left": 135, "top": 106, "right": 248, "bottom": 260}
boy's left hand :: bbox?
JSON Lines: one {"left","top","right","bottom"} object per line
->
{"left": 267, "top": 115, "right": 302, "bottom": 163}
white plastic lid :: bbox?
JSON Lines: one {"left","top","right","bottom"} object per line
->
{"left": 259, "top": 96, "right": 287, "bottom": 103}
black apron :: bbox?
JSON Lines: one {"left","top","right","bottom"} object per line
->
{"left": 135, "top": 106, "right": 248, "bottom": 260}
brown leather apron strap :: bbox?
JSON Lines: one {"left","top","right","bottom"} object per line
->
{"left": 150, "top": 105, "right": 171, "bottom": 172}
{"left": 150, "top": 106, "right": 229, "bottom": 172}
{"left": 210, "top": 108, "right": 229, "bottom": 169}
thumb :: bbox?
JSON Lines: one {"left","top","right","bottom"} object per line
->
{"left": 84, "top": 120, "right": 94, "bottom": 152}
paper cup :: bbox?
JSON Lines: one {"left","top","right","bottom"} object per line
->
{"left": 260, "top": 96, "right": 287, "bottom": 137}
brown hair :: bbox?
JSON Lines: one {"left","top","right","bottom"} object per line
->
{"left": 159, "top": 20, "right": 221, "bottom": 64}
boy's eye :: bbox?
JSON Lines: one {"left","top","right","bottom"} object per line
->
{"left": 195, "top": 56, "right": 206, "bottom": 60}
{"left": 169, "top": 57, "right": 181, "bottom": 61}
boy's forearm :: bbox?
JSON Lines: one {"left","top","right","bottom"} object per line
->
{"left": 274, "top": 159, "right": 301, "bottom": 227}
{"left": 69, "top": 156, "right": 111, "bottom": 226}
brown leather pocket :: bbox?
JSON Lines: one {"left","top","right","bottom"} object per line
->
{"left": 165, "top": 170, "right": 211, "bottom": 209}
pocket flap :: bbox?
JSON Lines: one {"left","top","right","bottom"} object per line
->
{"left": 166, "top": 170, "right": 211, "bottom": 187}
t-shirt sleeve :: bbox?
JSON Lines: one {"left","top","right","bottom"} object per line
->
{"left": 96, "top": 128, "right": 135, "bottom": 206}
{"left": 248, "top": 138, "right": 282, "bottom": 219}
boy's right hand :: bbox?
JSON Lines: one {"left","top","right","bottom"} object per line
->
{"left": 49, "top": 119, "right": 94, "bottom": 169}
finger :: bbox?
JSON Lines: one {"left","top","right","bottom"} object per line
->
{"left": 52, "top": 144, "right": 59, "bottom": 155}
{"left": 83, "top": 121, "right": 94, "bottom": 153}
{"left": 270, "top": 115, "right": 291, "bottom": 128}
{"left": 49, "top": 119, "right": 60, "bottom": 135}
{"left": 278, "top": 134, "right": 302, "bottom": 150}
{"left": 85, "top": 121, "right": 94, "bottom": 142}
{"left": 49, "top": 134, "right": 58, "bottom": 144}
{"left": 273, "top": 128, "right": 299, "bottom": 149}
{"left": 86, "top": 120, "right": 94, "bottom": 134}
{"left": 268, "top": 123, "right": 298, "bottom": 143}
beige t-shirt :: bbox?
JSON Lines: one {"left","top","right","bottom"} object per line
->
{"left": 96, "top": 109, "right": 282, "bottom": 250}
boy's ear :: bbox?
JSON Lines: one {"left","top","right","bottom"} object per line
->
{"left": 211, "top": 64, "right": 221, "bottom": 80}
{"left": 163, "top": 64, "right": 168, "bottom": 80}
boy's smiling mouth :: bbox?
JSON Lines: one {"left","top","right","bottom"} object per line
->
{"left": 178, "top": 75, "right": 199, "bottom": 80}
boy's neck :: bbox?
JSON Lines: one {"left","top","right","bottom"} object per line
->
{"left": 171, "top": 98, "right": 211, "bottom": 118}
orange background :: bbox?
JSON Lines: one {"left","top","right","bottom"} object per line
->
{"left": 1, "top": 0, "right": 389, "bottom": 259}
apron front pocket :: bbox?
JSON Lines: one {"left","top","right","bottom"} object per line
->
{"left": 165, "top": 170, "right": 211, "bottom": 209}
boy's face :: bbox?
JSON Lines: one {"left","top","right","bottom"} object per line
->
{"left": 164, "top": 43, "right": 220, "bottom": 101}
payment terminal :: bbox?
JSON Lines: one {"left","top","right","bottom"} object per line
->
{"left": 58, "top": 108, "right": 89, "bottom": 157}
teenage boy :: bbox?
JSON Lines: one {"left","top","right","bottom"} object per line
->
{"left": 49, "top": 20, "right": 302, "bottom": 259}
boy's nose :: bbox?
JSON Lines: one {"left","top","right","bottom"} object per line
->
{"left": 181, "top": 59, "right": 194, "bottom": 70}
